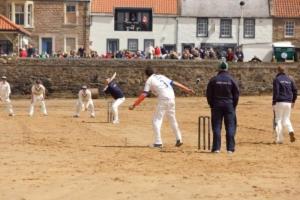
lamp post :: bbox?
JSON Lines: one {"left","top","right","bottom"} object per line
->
{"left": 237, "top": 1, "right": 245, "bottom": 47}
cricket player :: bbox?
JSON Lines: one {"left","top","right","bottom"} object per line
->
{"left": 103, "top": 72, "right": 125, "bottom": 124}
{"left": 273, "top": 66, "right": 297, "bottom": 144}
{"left": 206, "top": 61, "right": 239, "bottom": 154}
{"left": 73, "top": 85, "right": 95, "bottom": 118}
{"left": 0, "top": 76, "right": 14, "bottom": 116}
{"left": 129, "top": 67, "right": 195, "bottom": 148}
{"left": 29, "top": 80, "right": 48, "bottom": 116}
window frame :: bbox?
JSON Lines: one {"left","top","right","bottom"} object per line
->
{"left": 14, "top": 3, "right": 25, "bottom": 25}
{"left": 114, "top": 8, "right": 153, "bottom": 32}
{"left": 220, "top": 19, "right": 232, "bottom": 38}
{"left": 106, "top": 38, "right": 120, "bottom": 54}
{"left": 64, "top": 2, "right": 78, "bottom": 25}
{"left": 197, "top": 18, "right": 208, "bottom": 37}
{"left": 64, "top": 36, "right": 78, "bottom": 53}
{"left": 144, "top": 39, "right": 155, "bottom": 52}
{"left": 6, "top": 1, "right": 34, "bottom": 28}
{"left": 244, "top": 18, "right": 255, "bottom": 38}
{"left": 127, "top": 39, "right": 139, "bottom": 52}
{"left": 284, "top": 21, "right": 295, "bottom": 38}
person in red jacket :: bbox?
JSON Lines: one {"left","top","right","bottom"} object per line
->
{"left": 154, "top": 46, "right": 161, "bottom": 59}
{"left": 19, "top": 48, "right": 27, "bottom": 58}
{"left": 226, "top": 48, "right": 234, "bottom": 62}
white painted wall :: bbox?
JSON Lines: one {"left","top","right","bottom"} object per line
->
{"left": 90, "top": 15, "right": 177, "bottom": 54}
{"left": 177, "top": 17, "right": 273, "bottom": 53}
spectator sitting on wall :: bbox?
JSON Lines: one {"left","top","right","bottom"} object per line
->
{"left": 169, "top": 50, "right": 179, "bottom": 60}
{"left": 199, "top": 48, "right": 205, "bottom": 59}
{"left": 19, "top": 48, "right": 27, "bottom": 58}
{"left": 249, "top": 56, "right": 262, "bottom": 63}
{"left": 134, "top": 51, "right": 145, "bottom": 59}
{"left": 209, "top": 48, "right": 217, "bottom": 59}
{"left": 27, "top": 44, "right": 35, "bottom": 58}
{"left": 160, "top": 47, "right": 168, "bottom": 59}
{"left": 115, "top": 51, "right": 123, "bottom": 59}
{"left": 191, "top": 48, "right": 200, "bottom": 60}
{"left": 235, "top": 48, "right": 244, "bottom": 62}
{"left": 145, "top": 44, "right": 154, "bottom": 59}
{"left": 226, "top": 48, "right": 234, "bottom": 62}
{"left": 154, "top": 46, "right": 161, "bottom": 59}
{"left": 78, "top": 47, "right": 85, "bottom": 58}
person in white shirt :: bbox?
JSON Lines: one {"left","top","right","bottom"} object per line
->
{"left": 129, "top": 67, "right": 195, "bottom": 148}
{"left": 73, "top": 85, "right": 95, "bottom": 118}
{"left": 0, "top": 76, "right": 14, "bottom": 116}
{"left": 145, "top": 44, "right": 154, "bottom": 60}
{"left": 29, "top": 80, "right": 47, "bottom": 116}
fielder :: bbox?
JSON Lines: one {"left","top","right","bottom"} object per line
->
{"left": 103, "top": 72, "right": 125, "bottom": 124}
{"left": 129, "top": 67, "right": 195, "bottom": 148}
{"left": 73, "top": 85, "right": 95, "bottom": 118}
{"left": 273, "top": 66, "right": 297, "bottom": 144}
{"left": 0, "top": 76, "right": 14, "bottom": 116}
{"left": 29, "top": 80, "right": 48, "bottom": 116}
{"left": 206, "top": 61, "right": 239, "bottom": 154}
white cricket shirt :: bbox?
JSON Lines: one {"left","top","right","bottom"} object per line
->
{"left": 144, "top": 74, "right": 175, "bottom": 99}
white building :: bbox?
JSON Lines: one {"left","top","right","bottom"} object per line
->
{"left": 178, "top": 0, "right": 273, "bottom": 61}
{"left": 90, "top": 0, "right": 178, "bottom": 55}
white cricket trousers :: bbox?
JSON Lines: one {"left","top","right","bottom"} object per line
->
{"left": 29, "top": 95, "right": 47, "bottom": 116}
{"left": 274, "top": 102, "right": 294, "bottom": 143}
{"left": 111, "top": 97, "right": 125, "bottom": 122}
{"left": 152, "top": 98, "right": 182, "bottom": 145}
{"left": 75, "top": 99, "right": 95, "bottom": 117}
{"left": 1, "top": 97, "right": 14, "bottom": 115}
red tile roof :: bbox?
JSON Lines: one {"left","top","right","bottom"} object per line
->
{"left": 91, "top": 0, "right": 178, "bottom": 15}
{"left": 272, "top": 0, "right": 300, "bottom": 17}
{"left": 0, "top": 15, "right": 31, "bottom": 35}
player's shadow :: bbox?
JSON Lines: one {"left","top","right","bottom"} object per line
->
{"left": 238, "top": 141, "right": 275, "bottom": 145}
{"left": 81, "top": 121, "right": 109, "bottom": 124}
{"left": 93, "top": 145, "right": 149, "bottom": 148}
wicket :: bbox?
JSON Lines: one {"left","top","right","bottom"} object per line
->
{"left": 107, "top": 101, "right": 113, "bottom": 123}
{"left": 198, "top": 116, "right": 211, "bottom": 150}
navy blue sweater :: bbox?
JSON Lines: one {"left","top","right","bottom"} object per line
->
{"left": 272, "top": 73, "right": 297, "bottom": 105}
{"left": 104, "top": 81, "right": 124, "bottom": 99}
{"left": 206, "top": 71, "right": 239, "bottom": 108}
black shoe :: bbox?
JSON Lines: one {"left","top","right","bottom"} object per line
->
{"left": 175, "top": 140, "right": 183, "bottom": 147}
{"left": 289, "top": 132, "right": 296, "bottom": 143}
{"left": 149, "top": 144, "right": 163, "bottom": 148}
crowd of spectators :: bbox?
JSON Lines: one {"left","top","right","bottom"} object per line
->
{"left": 0, "top": 43, "right": 250, "bottom": 62}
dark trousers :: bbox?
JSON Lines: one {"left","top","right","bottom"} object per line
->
{"left": 211, "top": 105, "right": 237, "bottom": 152}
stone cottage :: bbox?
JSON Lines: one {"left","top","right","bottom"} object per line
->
{"left": 0, "top": 0, "right": 90, "bottom": 56}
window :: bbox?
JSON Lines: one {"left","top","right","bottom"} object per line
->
{"left": 115, "top": 8, "right": 152, "bottom": 31}
{"left": 107, "top": 39, "right": 119, "bottom": 54}
{"left": 65, "top": 37, "right": 76, "bottom": 53}
{"left": 285, "top": 21, "right": 295, "bottom": 37}
{"left": 65, "top": 3, "right": 77, "bottom": 24}
{"left": 27, "top": 4, "right": 33, "bottom": 27}
{"left": 7, "top": 2, "right": 34, "bottom": 27}
{"left": 15, "top": 4, "right": 25, "bottom": 25}
{"left": 244, "top": 18, "right": 255, "bottom": 38}
{"left": 144, "top": 39, "right": 154, "bottom": 52}
{"left": 8, "top": 4, "right": 12, "bottom": 20}
{"left": 163, "top": 44, "right": 176, "bottom": 53}
{"left": 128, "top": 39, "right": 138, "bottom": 52}
{"left": 220, "top": 19, "right": 232, "bottom": 38}
{"left": 197, "top": 18, "right": 208, "bottom": 37}
{"left": 67, "top": 5, "right": 76, "bottom": 12}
